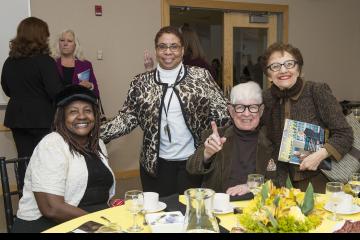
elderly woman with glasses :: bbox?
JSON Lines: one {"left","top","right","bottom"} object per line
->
{"left": 101, "top": 26, "right": 229, "bottom": 197}
{"left": 187, "top": 81, "right": 273, "bottom": 196}
{"left": 261, "top": 42, "right": 353, "bottom": 193}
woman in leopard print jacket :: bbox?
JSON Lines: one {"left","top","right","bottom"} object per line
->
{"left": 100, "top": 26, "right": 230, "bottom": 196}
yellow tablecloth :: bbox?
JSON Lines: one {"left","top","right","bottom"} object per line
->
{"left": 43, "top": 195, "right": 360, "bottom": 233}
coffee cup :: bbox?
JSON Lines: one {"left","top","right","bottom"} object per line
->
{"left": 144, "top": 192, "right": 159, "bottom": 211}
{"left": 213, "top": 193, "right": 230, "bottom": 212}
{"left": 336, "top": 193, "right": 353, "bottom": 213}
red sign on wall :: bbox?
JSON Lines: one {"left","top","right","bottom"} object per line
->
{"left": 95, "top": 5, "right": 102, "bottom": 16}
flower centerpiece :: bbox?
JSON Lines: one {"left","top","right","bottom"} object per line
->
{"left": 238, "top": 177, "right": 323, "bottom": 233}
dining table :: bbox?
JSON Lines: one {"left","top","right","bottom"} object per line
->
{"left": 43, "top": 193, "right": 360, "bottom": 233}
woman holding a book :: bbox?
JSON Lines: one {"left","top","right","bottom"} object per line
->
{"left": 52, "top": 29, "right": 100, "bottom": 96}
{"left": 261, "top": 42, "right": 353, "bottom": 193}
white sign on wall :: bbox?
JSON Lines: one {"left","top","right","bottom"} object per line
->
{"left": 0, "top": 0, "right": 30, "bottom": 105}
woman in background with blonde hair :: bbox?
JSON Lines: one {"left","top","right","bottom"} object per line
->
{"left": 52, "top": 29, "right": 100, "bottom": 96}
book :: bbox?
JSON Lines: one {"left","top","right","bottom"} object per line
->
{"left": 71, "top": 221, "right": 104, "bottom": 233}
{"left": 278, "top": 119, "right": 326, "bottom": 165}
{"left": 77, "top": 69, "right": 90, "bottom": 81}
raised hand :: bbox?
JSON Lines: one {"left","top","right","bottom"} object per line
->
{"left": 144, "top": 50, "right": 154, "bottom": 71}
{"left": 203, "top": 121, "right": 226, "bottom": 161}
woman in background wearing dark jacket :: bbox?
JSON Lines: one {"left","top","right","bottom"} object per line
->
{"left": 1, "top": 17, "right": 64, "bottom": 189}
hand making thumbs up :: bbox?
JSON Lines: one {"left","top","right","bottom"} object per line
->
{"left": 204, "top": 121, "right": 227, "bottom": 161}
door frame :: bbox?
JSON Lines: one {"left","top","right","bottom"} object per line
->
{"left": 161, "top": 0, "right": 288, "bottom": 91}
{"left": 223, "top": 12, "right": 277, "bottom": 90}
{"left": 161, "top": 0, "right": 288, "bottom": 43}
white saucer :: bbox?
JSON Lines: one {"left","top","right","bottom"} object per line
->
{"left": 145, "top": 202, "right": 167, "bottom": 213}
{"left": 324, "top": 203, "right": 360, "bottom": 215}
{"left": 213, "top": 203, "right": 234, "bottom": 215}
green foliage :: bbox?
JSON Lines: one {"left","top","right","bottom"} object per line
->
{"left": 273, "top": 195, "right": 280, "bottom": 207}
{"left": 285, "top": 175, "right": 293, "bottom": 189}
{"left": 301, "top": 182, "right": 314, "bottom": 216}
{"left": 261, "top": 181, "right": 269, "bottom": 205}
{"left": 264, "top": 207, "right": 278, "bottom": 229}
{"left": 239, "top": 213, "right": 322, "bottom": 233}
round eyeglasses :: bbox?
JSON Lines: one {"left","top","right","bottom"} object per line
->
{"left": 231, "top": 104, "right": 263, "bottom": 113}
{"left": 156, "top": 44, "right": 182, "bottom": 52}
{"left": 266, "top": 60, "right": 298, "bottom": 72}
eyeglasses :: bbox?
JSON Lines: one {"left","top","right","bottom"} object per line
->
{"left": 266, "top": 60, "right": 298, "bottom": 72}
{"left": 156, "top": 43, "right": 182, "bottom": 52}
{"left": 231, "top": 104, "right": 263, "bottom": 113}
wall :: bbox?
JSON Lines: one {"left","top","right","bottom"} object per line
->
{"left": 29, "top": 0, "right": 161, "bottom": 173}
{"left": 1, "top": 0, "right": 359, "bottom": 174}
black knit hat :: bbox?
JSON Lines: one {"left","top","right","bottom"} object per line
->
{"left": 55, "top": 85, "right": 98, "bottom": 107}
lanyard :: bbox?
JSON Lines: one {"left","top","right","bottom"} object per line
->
{"left": 157, "top": 66, "right": 183, "bottom": 143}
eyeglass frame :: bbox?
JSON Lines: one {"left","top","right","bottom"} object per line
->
{"left": 266, "top": 60, "right": 298, "bottom": 72}
{"left": 230, "top": 103, "right": 264, "bottom": 113}
{"left": 156, "top": 43, "right": 182, "bottom": 52}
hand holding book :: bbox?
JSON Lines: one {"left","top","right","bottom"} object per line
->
{"left": 299, "top": 148, "right": 330, "bottom": 171}
{"left": 278, "top": 119, "right": 331, "bottom": 171}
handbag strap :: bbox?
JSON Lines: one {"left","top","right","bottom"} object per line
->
{"left": 98, "top": 97, "right": 105, "bottom": 115}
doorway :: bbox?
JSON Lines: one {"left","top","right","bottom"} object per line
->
{"left": 163, "top": 0, "right": 288, "bottom": 93}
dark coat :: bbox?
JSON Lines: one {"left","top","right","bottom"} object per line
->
{"left": 263, "top": 81, "right": 353, "bottom": 192}
{"left": 1, "top": 55, "right": 64, "bottom": 128}
{"left": 186, "top": 125, "right": 273, "bottom": 193}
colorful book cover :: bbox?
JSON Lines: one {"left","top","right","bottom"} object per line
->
{"left": 77, "top": 69, "right": 90, "bottom": 81}
{"left": 278, "top": 119, "right": 325, "bottom": 164}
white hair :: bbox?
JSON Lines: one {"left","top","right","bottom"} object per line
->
{"left": 51, "top": 29, "right": 85, "bottom": 60}
{"left": 230, "top": 81, "right": 262, "bottom": 104}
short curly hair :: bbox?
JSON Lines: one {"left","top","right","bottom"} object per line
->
{"left": 9, "top": 17, "right": 50, "bottom": 58}
{"left": 261, "top": 42, "right": 303, "bottom": 76}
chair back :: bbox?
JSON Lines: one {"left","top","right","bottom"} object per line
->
{"left": 0, "top": 156, "right": 30, "bottom": 233}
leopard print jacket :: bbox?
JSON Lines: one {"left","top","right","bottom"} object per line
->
{"left": 100, "top": 65, "right": 230, "bottom": 177}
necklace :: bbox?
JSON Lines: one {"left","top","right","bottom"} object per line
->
{"left": 156, "top": 66, "right": 183, "bottom": 143}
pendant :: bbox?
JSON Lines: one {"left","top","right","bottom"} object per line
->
{"left": 164, "top": 124, "right": 172, "bottom": 143}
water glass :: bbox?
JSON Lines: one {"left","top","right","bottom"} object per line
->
{"left": 348, "top": 173, "right": 360, "bottom": 200}
{"left": 125, "top": 190, "right": 144, "bottom": 232}
{"left": 247, "top": 174, "right": 264, "bottom": 196}
{"left": 326, "top": 182, "right": 344, "bottom": 221}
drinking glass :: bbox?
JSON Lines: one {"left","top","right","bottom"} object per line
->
{"left": 125, "top": 190, "right": 144, "bottom": 232}
{"left": 348, "top": 173, "right": 360, "bottom": 200}
{"left": 326, "top": 182, "right": 344, "bottom": 221}
{"left": 247, "top": 174, "right": 264, "bottom": 196}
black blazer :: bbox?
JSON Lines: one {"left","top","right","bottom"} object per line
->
{"left": 1, "top": 54, "right": 64, "bottom": 128}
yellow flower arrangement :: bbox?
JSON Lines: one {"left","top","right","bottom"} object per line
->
{"left": 239, "top": 178, "right": 323, "bottom": 233}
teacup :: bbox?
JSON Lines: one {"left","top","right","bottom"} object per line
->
{"left": 213, "top": 193, "right": 230, "bottom": 212}
{"left": 336, "top": 193, "right": 353, "bottom": 212}
{"left": 144, "top": 192, "right": 160, "bottom": 211}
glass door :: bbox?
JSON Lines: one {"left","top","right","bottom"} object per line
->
{"left": 223, "top": 12, "right": 277, "bottom": 95}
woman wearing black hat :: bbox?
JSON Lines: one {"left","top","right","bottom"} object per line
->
{"left": 11, "top": 85, "right": 116, "bottom": 233}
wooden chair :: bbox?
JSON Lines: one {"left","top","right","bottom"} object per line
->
{"left": 0, "top": 156, "right": 30, "bottom": 233}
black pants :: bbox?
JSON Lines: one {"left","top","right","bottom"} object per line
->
{"left": 11, "top": 128, "right": 50, "bottom": 190}
{"left": 140, "top": 158, "right": 202, "bottom": 197}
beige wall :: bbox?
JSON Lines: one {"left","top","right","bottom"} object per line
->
{"left": 1, "top": 0, "right": 359, "bottom": 173}
{"left": 30, "top": 0, "right": 162, "bottom": 172}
